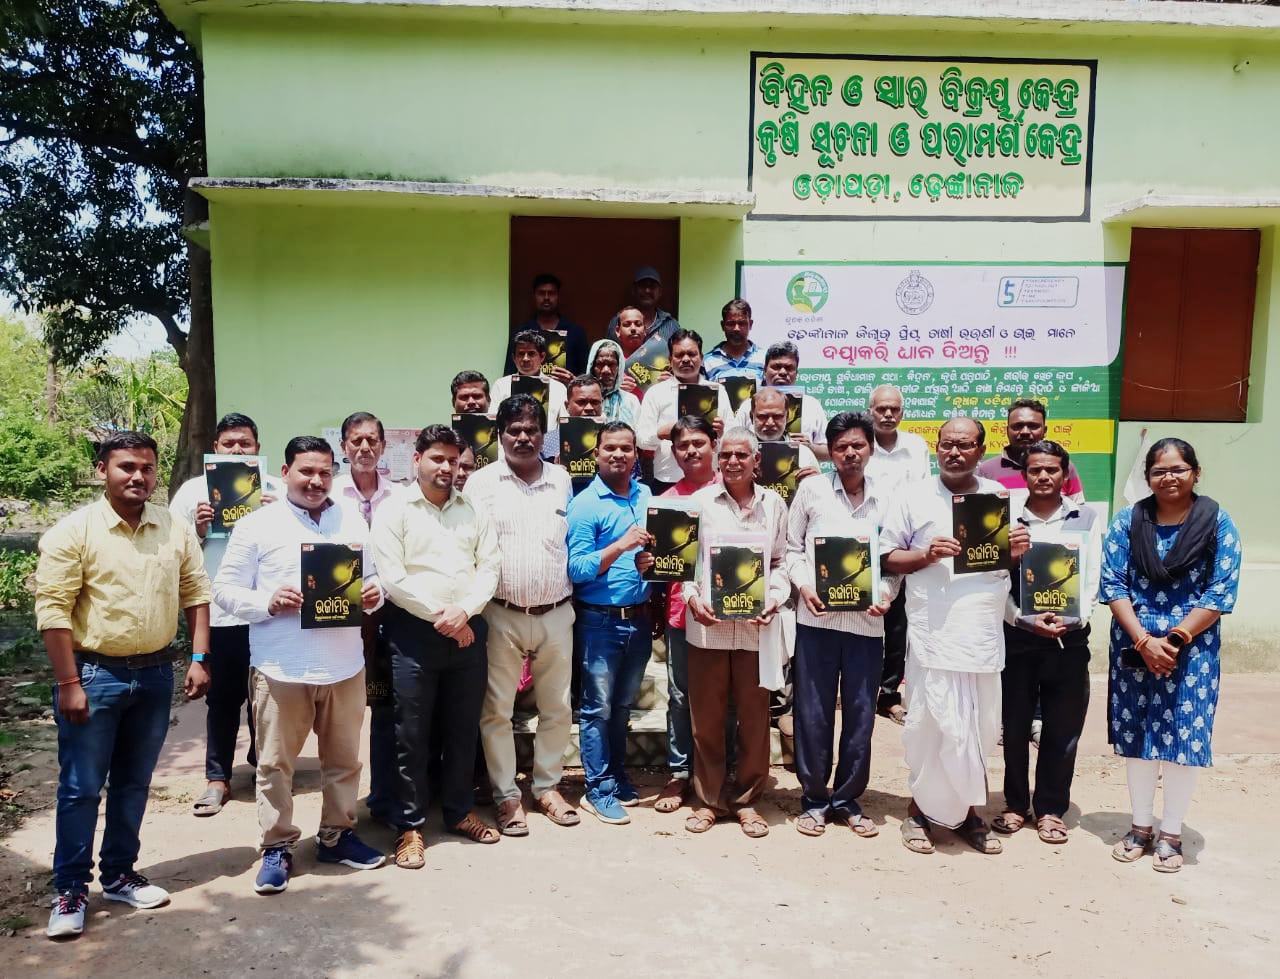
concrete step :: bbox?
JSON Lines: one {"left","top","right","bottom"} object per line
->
{"left": 512, "top": 707, "right": 794, "bottom": 769}
{"left": 634, "top": 657, "right": 670, "bottom": 711}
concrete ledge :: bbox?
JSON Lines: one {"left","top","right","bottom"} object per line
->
{"left": 160, "top": 0, "right": 1280, "bottom": 46}
{"left": 190, "top": 176, "right": 756, "bottom": 218}
{"left": 1101, "top": 194, "right": 1280, "bottom": 228}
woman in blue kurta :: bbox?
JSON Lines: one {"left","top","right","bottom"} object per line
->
{"left": 1100, "top": 438, "right": 1241, "bottom": 873}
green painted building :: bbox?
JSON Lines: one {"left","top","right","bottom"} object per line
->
{"left": 159, "top": 0, "right": 1280, "bottom": 662}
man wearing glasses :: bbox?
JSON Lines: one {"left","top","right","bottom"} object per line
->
{"left": 881, "top": 417, "right": 1030, "bottom": 857}
{"left": 332, "top": 412, "right": 399, "bottom": 825}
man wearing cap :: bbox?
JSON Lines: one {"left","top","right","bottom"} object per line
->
{"left": 607, "top": 266, "right": 681, "bottom": 347}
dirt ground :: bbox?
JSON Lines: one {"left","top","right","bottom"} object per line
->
{"left": 1, "top": 674, "right": 1277, "bottom": 978}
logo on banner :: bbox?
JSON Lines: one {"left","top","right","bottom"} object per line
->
{"left": 786, "top": 271, "right": 829, "bottom": 313}
{"left": 895, "top": 270, "right": 935, "bottom": 315}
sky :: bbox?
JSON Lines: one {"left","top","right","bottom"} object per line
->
{"left": 1, "top": 293, "right": 173, "bottom": 359}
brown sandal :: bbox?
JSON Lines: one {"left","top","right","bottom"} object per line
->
{"left": 450, "top": 811, "right": 501, "bottom": 844}
{"left": 496, "top": 799, "right": 529, "bottom": 837}
{"left": 795, "top": 812, "right": 826, "bottom": 837}
{"left": 1036, "top": 814, "right": 1069, "bottom": 845}
{"left": 736, "top": 806, "right": 769, "bottom": 838}
{"left": 536, "top": 789, "right": 581, "bottom": 827}
{"left": 992, "top": 810, "right": 1029, "bottom": 835}
{"left": 653, "top": 778, "right": 688, "bottom": 814}
{"left": 684, "top": 807, "right": 717, "bottom": 834}
{"left": 843, "top": 813, "right": 879, "bottom": 838}
{"left": 956, "top": 814, "right": 1002, "bottom": 854}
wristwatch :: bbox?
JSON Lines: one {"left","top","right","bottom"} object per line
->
{"left": 191, "top": 652, "right": 209, "bottom": 663}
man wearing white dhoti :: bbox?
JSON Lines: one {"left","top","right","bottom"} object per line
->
{"left": 880, "top": 417, "right": 1029, "bottom": 855}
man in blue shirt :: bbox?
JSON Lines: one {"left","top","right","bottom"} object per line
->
{"left": 566, "top": 422, "right": 656, "bottom": 825}
{"left": 703, "top": 299, "right": 767, "bottom": 382}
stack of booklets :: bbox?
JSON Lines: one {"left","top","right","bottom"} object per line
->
{"left": 951, "top": 491, "right": 1012, "bottom": 574}
{"left": 678, "top": 383, "right": 720, "bottom": 425}
{"left": 542, "top": 330, "right": 568, "bottom": 375}
{"left": 706, "top": 532, "right": 769, "bottom": 620}
{"left": 300, "top": 542, "right": 363, "bottom": 629}
{"left": 758, "top": 441, "right": 802, "bottom": 504}
{"left": 1019, "top": 536, "right": 1084, "bottom": 617}
{"left": 559, "top": 416, "right": 601, "bottom": 488}
{"left": 512, "top": 374, "right": 550, "bottom": 406}
{"left": 722, "top": 376, "right": 757, "bottom": 414}
{"left": 203, "top": 454, "right": 265, "bottom": 538}
{"left": 451, "top": 414, "right": 499, "bottom": 469}
{"left": 813, "top": 532, "right": 879, "bottom": 611}
{"left": 643, "top": 500, "right": 700, "bottom": 582}
{"left": 624, "top": 333, "right": 670, "bottom": 391}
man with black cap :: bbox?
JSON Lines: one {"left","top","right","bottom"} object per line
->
{"left": 607, "top": 266, "right": 681, "bottom": 347}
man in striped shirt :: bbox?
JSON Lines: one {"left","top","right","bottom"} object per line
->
{"left": 465, "top": 395, "right": 580, "bottom": 835}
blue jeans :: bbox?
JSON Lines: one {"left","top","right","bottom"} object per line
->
{"left": 664, "top": 626, "right": 692, "bottom": 778}
{"left": 53, "top": 660, "right": 174, "bottom": 892}
{"left": 576, "top": 608, "right": 651, "bottom": 796}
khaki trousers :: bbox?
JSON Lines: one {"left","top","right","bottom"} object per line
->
{"left": 251, "top": 668, "right": 366, "bottom": 850}
{"left": 480, "top": 601, "right": 575, "bottom": 803}
{"left": 687, "top": 645, "right": 771, "bottom": 814}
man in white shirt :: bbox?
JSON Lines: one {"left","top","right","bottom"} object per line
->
{"left": 369, "top": 425, "right": 502, "bottom": 868}
{"left": 637, "top": 328, "right": 730, "bottom": 491}
{"left": 465, "top": 395, "right": 580, "bottom": 835}
{"left": 169, "top": 412, "right": 282, "bottom": 818}
{"left": 881, "top": 417, "right": 1029, "bottom": 856}
{"left": 214, "top": 436, "right": 386, "bottom": 895}
{"left": 993, "top": 440, "right": 1101, "bottom": 846}
{"left": 785, "top": 412, "right": 897, "bottom": 839}
{"left": 867, "top": 384, "right": 931, "bottom": 726}
{"left": 741, "top": 387, "right": 821, "bottom": 474}
{"left": 491, "top": 330, "right": 568, "bottom": 457}
{"left": 330, "top": 411, "right": 399, "bottom": 825}
{"left": 681, "top": 428, "right": 789, "bottom": 840}
{"left": 731, "top": 340, "right": 830, "bottom": 462}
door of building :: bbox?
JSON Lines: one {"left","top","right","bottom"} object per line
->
{"left": 508, "top": 216, "right": 681, "bottom": 348}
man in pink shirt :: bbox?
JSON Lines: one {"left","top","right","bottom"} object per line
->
{"left": 652, "top": 415, "right": 719, "bottom": 815}
{"left": 978, "top": 399, "right": 1085, "bottom": 501}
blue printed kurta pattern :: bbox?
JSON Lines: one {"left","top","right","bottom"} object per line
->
{"left": 1099, "top": 506, "right": 1241, "bottom": 768}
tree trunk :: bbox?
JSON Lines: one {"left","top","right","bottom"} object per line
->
{"left": 169, "top": 186, "right": 215, "bottom": 499}
{"left": 44, "top": 352, "right": 58, "bottom": 423}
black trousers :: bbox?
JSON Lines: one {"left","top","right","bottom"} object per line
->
{"left": 1000, "top": 632, "right": 1090, "bottom": 818}
{"left": 793, "top": 624, "right": 882, "bottom": 818}
{"left": 204, "top": 625, "right": 256, "bottom": 782}
{"left": 385, "top": 603, "right": 488, "bottom": 830}
{"left": 877, "top": 590, "right": 908, "bottom": 711}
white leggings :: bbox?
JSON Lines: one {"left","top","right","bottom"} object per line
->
{"left": 1126, "top": 758, "right": 1200, "bottom": 836}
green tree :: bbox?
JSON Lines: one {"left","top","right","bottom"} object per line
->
{"left": 0, "top": 0, "right": 213, "bottom": 494}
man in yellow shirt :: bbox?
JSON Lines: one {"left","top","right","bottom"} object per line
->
{"left": 35, "top": 431, "right": 212, "bottom": 940}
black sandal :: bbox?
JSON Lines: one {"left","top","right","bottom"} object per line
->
{"left": 1153, "top": 834, "right": 1184, "bottom": 873}
{"left": 1111, "top": 827, "right": 1154, "bottom": 863}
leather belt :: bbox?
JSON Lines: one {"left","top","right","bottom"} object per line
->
{"left": 76, "top": 649, "right": 177, "bottom": 670}
{"left": 491, "top": 595, "right": 572, "bottom": 617}
{"left": 575, "top": 601, "right": 648, "bottom": 621}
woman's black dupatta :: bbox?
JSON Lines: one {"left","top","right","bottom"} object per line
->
{"left": 1129, "top": 493, "right": 1220, "bottom": 586}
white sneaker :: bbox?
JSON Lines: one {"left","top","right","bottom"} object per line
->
{"left": 47, "top": 891, "right": 88, "bottom": 939}
{"left": 102, "top": 872, "right": 170, "bottom": 909}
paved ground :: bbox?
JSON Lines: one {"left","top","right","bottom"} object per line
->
{"left": 3, "top": 675, "right": 1278, "bottom": 977}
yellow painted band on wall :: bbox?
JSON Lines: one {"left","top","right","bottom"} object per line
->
{"left": 901, "top": 418, "right": 1115, "bottom": 456}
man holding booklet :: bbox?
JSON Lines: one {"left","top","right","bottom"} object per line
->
{"left": 637, "top": 328, "right": 731, "bottom": 492}
{"left": 682, "top": 428, "right": 789, "bottom": 839}
{"left": 880, "top": 417, "right": 1030, "bottom": 856}
{"left": 169, "top": 412, "right": 282, "bottom": 819}
{"left": 785, "top": 412, "right": 898, "bottom": 840}
{"left": 491, "top": 330, "right": 568, "bottom": 458}
{"left": 992, "top": 440, "right": 1101, "bottom": 846}
{"left": 213, "top": 435, "right": 386, "bottom": 894}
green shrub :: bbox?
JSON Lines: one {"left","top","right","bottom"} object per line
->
{"left": 0, "top": 550, "right": 38, "bottom": 611}
{"left": 0, "top": 417, "right": 87, "bottom": 501}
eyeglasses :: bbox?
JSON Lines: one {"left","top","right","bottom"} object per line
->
{"left": 1150, "top": 466, "right": 1194, "bottom": 479}
{"left": 937, "top": 440, "right": 981, "bottom": 452}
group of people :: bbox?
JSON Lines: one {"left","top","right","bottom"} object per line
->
{"left": 33, "top": 267, "right": 1242, "bottom": 941}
